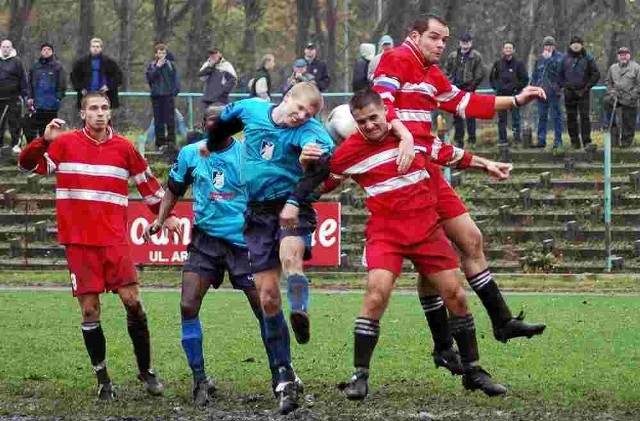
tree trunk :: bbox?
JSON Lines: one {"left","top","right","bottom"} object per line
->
{"left": 154, "top": 0, "right": 196, "bottom": 43}
{"left": 186, "top": 0, "right": 213, "bottom": 92}
{"left": 242, "top": 0, "right": 263, "bottom": 71}
{"left": 8, "top": 0, "right": 36, "bottom": 54}
{"left": 607, "top": 0, "right": 626, "bottom": 67}
{"left": 325, "top": 0, "right": 337, "bottom": 92}
{"left": 77, "top": 0, "right": 94, "bottom": 58}
{"left": 114, "top": 0, "right": 134, "bottom": 91}
{"left": 552, "top": 0, "right": 568, "bottom": 50}
{"left": 296, "top": 0, "right": 313, "bottom": 56}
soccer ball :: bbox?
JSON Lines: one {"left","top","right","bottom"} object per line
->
{"left": 326, "top": 104, "right": 356, "bottom": 143}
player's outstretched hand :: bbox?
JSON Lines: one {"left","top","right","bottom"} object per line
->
{"left": 198, "top": 142, "right": 211, "bottom": 158}
{"left": 397, "top": 133, "right": 415, "bottom": 173}
{"left": 299, "top": 143, "right": 323, "bottom": 169}
{"left": 485, "top": 161, "right": 513, "bottom": 180}
{"left": 43, "top": 118, "right": 66, "bottom": 143}
{"left": 143, "top": 219, "right": 162, "bottom": 243}
{"left": 279, "top": 203, "right": 300, "bottom": 231}
{"left": 164, "top": 215, "right": 184, "bottom": 241}
{"left": 517, "top": 86, "right": 546, "bottom": 105}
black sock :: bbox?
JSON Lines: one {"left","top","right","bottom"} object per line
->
{"left": 81, "top": 321, "right": 110, "bottom": 384}
{"left": 419, "top": 295, "right": 454, "bottom": 352}
{"left": 467, "top": 269, "right": 512, "bottom": 327}
{"left": 353, "top": 317, "right": 380, "bottom": 369}
{"left": 449, "top": 314, "right": 479, "bottom": 369}
{"left": 127, "top": 311, "right": 151, "bottom": 373}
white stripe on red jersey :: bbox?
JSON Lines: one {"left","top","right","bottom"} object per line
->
{"left": 364, "top": 169, "right": 429, "bottom": 197}
{"left": 18, "top": 129, "right": 165, "bottom": 246}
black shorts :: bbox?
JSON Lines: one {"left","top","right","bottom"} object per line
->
{"left": 243, "top": 200, "right": 316, "bottom": 273}
{"left": 183, "top": 226, "right": 254, "bottom": 290}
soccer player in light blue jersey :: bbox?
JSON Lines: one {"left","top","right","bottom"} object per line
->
{"left": 144, "top": 105, "right": 276, "bottom": 409}
{"left": 200, "top": 82, "right": 335, "bottom": 414}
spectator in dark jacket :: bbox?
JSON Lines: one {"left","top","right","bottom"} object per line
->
{"left": 444, "top": 31, "right": 485, "bottom": 147}
{"left": 248, "top": 54, "right": 275, "bottom": 101}
{"left": 283, "top": 59, "right": 315, "bottom": 93}
{"left": 198, "top": 48, "right": 237, "bottom": 110}
{"left": 531, "top": 36, "right": 564, "bottom": 148}
{"left": 352, "top": 43, "right": 375, "bottom": 93}
{"left": 70, "top": 38, "right": 123, "bottom": 110}
{"left": 490, "top": 41, "right": 529, "bottom": 145}
{"left": 25, "top": 42, "right": 67, "bottom": 142}
{"left": 146, "top": 43, "right": 180, "bottom": 150}
{"left": 302, "top": 42, "right": 329, "bottom": 91}
{"left": 560, "top": 36, "right": 600, "bottom": 149}
{"left": 0, "top": 39, "right": 28, "bottom": 152}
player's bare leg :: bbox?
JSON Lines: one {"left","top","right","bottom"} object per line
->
{"left": 443, "top": 213, "right": 546, "bottom": 342}
{"left": 117, "top": 284, "right": 163, "bottom": 396}
{"left": 254, "top": 268, "right": 299, "bottom": 415}
{"left": 280, "top": 236, "right": 310, "bottom": 344}
{"left": 426, "top": 269, "right": 507, "bottom": 396}
{"left": 417, "top": 279, "right": 463, "bottom": 375}
{"left": 78, "top": 293, "right": 114, "bottom": 401}
{"left": 342, "top": 269, "right": 396, "bottom": 400}
{"left": 180, "top": 272, "right": 216, "bottom": 408}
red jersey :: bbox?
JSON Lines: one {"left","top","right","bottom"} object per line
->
{"left": 329, "top": 131, "right": 438, "bottom": 219}
{"left": 18, "top": 128, "right": 165, "bottom": 246}
{"left": 373, "top": 37, "right": 496, "bottom": 149}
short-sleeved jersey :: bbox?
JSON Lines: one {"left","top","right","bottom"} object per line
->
{"left": 169, "top": 139, "right": 246, "bottom": 247}
{"left": 220, "top": 98, "right": 334, "bottom": 202}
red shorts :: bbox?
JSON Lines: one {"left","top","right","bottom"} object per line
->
{"left": 362, "top": 214, "right": 460, "bottom": 276}
{"left": 429, "top": 165, "right": 468, "bottom": 221}
{"left": 65, "top": 244, "right": 138, "bottom": 297}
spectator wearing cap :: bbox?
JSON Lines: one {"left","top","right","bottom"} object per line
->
{"left": 283, "top": 58, "right": 315, "bottom": 93}
{"left": 444, "top": 31, "right": 486, "bottom": 147}
{"left": 198, "top": 47, "right": 237, "bottom": 110}
{"left": 70, "top": 37, "right": 123, "bottom": 111}
{"left": 352, "top": 43, "right": 375, "bottom": 92}
{"left": 367, "top": 35, "right": 394, "bottom": 81}
{"left": 531, "top": 35, "right": 564, "bottom": 148}
{"left": 604, "top": 47, "right": 640, "bottom": 147}
{"left": 145, "top": 43, "right": 180, "bottom": 150}
{"left": 302, "top": 42, "right": 329, "bottom": 91}
{"left": 489, "top": 41, "right": 529, "bottom": 145}
{"left": 559, "top": 36, "right": 600, "bottom": 149}
{"left": 0, "top": 39, "right": 28, "bottom": 152}
{"left": 25, "top": 42, "right": 67, "bottom": 143}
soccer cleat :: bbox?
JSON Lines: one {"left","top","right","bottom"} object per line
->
{"left": 138, "top": 369, "right": 164, "bottom": 396}
{"left": 275, "top": 381, "right": 298, "bottom": 415}
{"left": 462, "top": 366, "right": 507, "bottom": 397}
{"left": 432, "top": 347, "right": 464, "bottom": 375}
{"left": 290, "top": 311, "right": 310, "bottom": 344}
{"left": 193, "top": 377, "right": 216, "bottom": 409}
{"left": 493, "top": 311, "right": 546, "bottom": 343}
{"left": 97, "top": 381, "right": 115, "bottom": 401}
{"left": 343, "top": 368, "right": 369, "bottom": 400}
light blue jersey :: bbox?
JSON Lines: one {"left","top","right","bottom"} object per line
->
{"left": 220, "top": 98, "right": 334, "bottom": 202}
{"left": 169, "top": 139, "right": 246, "bottom": 247}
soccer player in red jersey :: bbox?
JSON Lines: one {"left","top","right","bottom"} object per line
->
{"left": 371, "top": 15, "right": 546, "bottom": 357}
{"left": 18, "top": 93, "right": 180, "bottom": 401}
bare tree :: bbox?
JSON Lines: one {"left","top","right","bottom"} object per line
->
{"left": 325, "top": 0, "right": 337, "bottom": 91}
{"left": 242, "top": 0, "right": 263, "bottom": 69}
{"left": 186, "top": 0, "right": 213, "bottom": 92}
{"left": 296, "top": 0, "right": 313, "bottom": 55}
{"left": 77, "top": 0, "right": 94, "bottom": 58}
{"left": 154, "top": 0, "right": 196, "bottom": 43}
{"left": 607, "top": 0, "right": 627, "bottom": 67}
{"left": 552, "top": 0, "right": 568, "bottom": 49}
{"left": 114, "top": 0, "right": 135, "bottom": 91}
{"left": 8, "top": 0, "right": 36, "bottom": 54}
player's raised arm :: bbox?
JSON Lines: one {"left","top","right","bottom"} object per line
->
{"left": 204, "top": 101, "right": 245, "bottom": 154}
{"left": 18, "top": 118, "right": 66, "bottom": 174}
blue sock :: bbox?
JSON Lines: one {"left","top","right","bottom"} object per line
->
{"left": 287, "top": 274, "right": 310, "bottom": 313}
{"left": 258, "top": 314, "right": 277, "bottom": 381}
{"left": 263, "top": 310, "right": 291, "bottom": 370}
{"left": 181, "top": 317, "right": 206, "bottom": 381}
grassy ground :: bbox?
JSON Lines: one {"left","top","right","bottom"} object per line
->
{"left": 0, "top": 290, "right": 639, "bottom": 420}
{"left": 2, "top": 270, "right": 640, "bottom": 292}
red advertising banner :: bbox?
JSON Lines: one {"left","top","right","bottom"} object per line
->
{"left": 127, "top": 201, "right": 341, "bottom": 266}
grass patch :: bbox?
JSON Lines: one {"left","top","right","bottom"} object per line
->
{"left": 0, "top": 291, "right": 639, "bottom": 420}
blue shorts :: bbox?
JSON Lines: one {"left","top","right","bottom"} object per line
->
{"left": 243, "top": 200, "right": 316, "bottom": 273}
{"left": 183, "top": 226, "right": 254, "bottom": 290}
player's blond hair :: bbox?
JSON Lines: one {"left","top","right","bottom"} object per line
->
{"left": 289, "top": 81, "right": 323, "bottom": 109}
